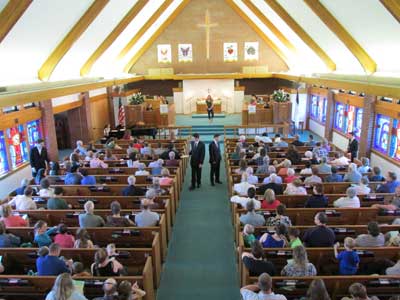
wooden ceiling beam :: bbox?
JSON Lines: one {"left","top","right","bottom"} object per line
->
{"left": 225, "top": 0, "right": 289, "bottom": 69}
{"left": 380, "top": 0, "right": 400, "bottom": 24}
{"left": 264, "top": 0, "right": 335, "bottom": 71}
{"left": 242, "top": 0, "right": 296, "bottom": 52}
{"left": 117, "top": 0, "right": 174, "bottom": 60}
{"left": 38, "top": 0, "right": 109, "bottom": 81}
{"left": 304, "top": 0, "right": 376, "bottom": 74}
{"left": 0, "top": 0, "right": 32, "bottom": 43}
{"left": 80, "top": 0, "right": 149, "bottom": 76}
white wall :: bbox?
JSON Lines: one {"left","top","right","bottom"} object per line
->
{"left": 309, "top": 119, "right": 325, "bottom": 138}
{"left": 0, "top": 165, "right": 32, "bottom": 199}
{"left": 291, "top": 93, "right": 307, "bottom": 125}
{"left": 332, "top": 132, "right": 348, "bottom": 151}
{"left": 89, "top": 88, "right": 107, "bottom": 97}
{"left": 52, "top": 93, "right": 80, "bottom": 107}
{"left": 370, "top": 152, "right": 400, "bottom": 176}
{"left": 174, "top": 91, "right": 183, "bottom": 114}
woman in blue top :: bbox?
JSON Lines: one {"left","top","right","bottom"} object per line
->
{"left": 259, "top": 223, "right": 288, "bottom": 248}
{"left": 34, "top": 220, "right": 57, "bottom": 247}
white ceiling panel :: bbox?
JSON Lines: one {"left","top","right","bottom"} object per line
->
{"left": 320, "top": 0, "right": 400, "bottom": 73}
{"left": 91, "top": 0, "right": 164, "bottom": 77}
{"left": 51, "top": 0, "right": 139, "bottom": 81}
{"left": 0, "top": 0, "right": 94, "bottom": 85}
{"left": 277, "top": 0, "right": 364, "bottom": 74}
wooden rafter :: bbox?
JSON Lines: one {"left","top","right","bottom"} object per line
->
{"left": 380, "top": 0, "right": 400, "bottom": 24}
{"left": 304, "top": 0, "right": 376, "bottom": 74}
{"left": 117, "top": 0, "right": 174, "bottom": 60}
{"left": 124, "top": 0, "right": 191, "bottom": 72}
{"left": 80, "top": 0, "right": 149, "bottom": 76}
{"left": 225, "top": 0, "right": 289, "bottom": 69}
{"left": 38, "top": 0, "right": 109, "bottom": 81}
{"left": 0, "top": 0, "right": 32, "bottom": 44}
{"left": 242, "top": 0, "right": 296, "bottom": 52}
{"left": 264, "top": 0, "right": 336, "bottom": 71}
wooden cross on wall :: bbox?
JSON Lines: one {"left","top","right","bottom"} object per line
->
{"left": 197, "top": 9, "right": 218, "bottom": 60}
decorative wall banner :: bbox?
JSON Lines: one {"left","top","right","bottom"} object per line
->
{"left": 157, "top": 44, "right": 172, "bottom": 63}
{"left": 223, "top": 42, "right": 238, "bottom": 62}
{"left": 244, "top": 42, "right": 259, "bottom": 61}
{"left": 178, "top": 44, "right": 193, "bottom": 62}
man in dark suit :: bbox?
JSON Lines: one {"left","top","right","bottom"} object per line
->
{"left": 209, "top": 134, "right": 222, "bottom": 186}
{"left": 29, "top": 139, "right": 49, "bottom": 177}
{"left": 347, "top": 132, "right": 359, "bottom": 162}
{"left": 189, "top": 133, "right": 205, "bottom": 191}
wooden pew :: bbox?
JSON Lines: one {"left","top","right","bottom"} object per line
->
{"left": 8, "top": 224, "right": 168, "bottom": 262}
{"left": 235, "top": 207, "right": 399, "bottom": 226}
{"left": 0, "top": 246, "right": 162, "bottom": 288}
{"left": 16, "top": 208, "right": 171, "bottom": 243}
{"left": 242, "top": 275, "right": 400, "bottom": 299}
{"left": 0, "top": 273, "right": 154, "bottom": 300}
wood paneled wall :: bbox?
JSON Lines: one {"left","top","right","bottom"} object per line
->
{"left": 89, "top": 94, "right": 109, "bottom": 141}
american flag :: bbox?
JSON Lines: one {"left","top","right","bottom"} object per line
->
{"left": 118, "top": 97, "right": 125, "bottom": 126}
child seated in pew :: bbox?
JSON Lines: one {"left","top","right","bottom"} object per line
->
{"left": 72, "top": 262, "right": 91, "bottom": 277}
{"left": 288, "top": 227, "right": 302, "bottom": 248}
{"left": 243, "top": 224, "right": 256, "bottom": 247}
{"left": 54, "top": 223, "right": 75, "bottom": 248}
{"left": 334, "top": 237, "right": 359, "bottom": 275}
{"left": 34, "top": 220, "right": 58, "bottom": 247}
{"left": 74, "top": 228, "right": 94, "bottom": 249}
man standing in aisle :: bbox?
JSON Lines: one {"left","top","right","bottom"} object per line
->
{"left": 347, "top": 132, "right": 359, "bottom": 162}
{"left": 30, "top": 138, "right": 49, "bottom": 177}
{"left": 189, "top": 133, "right": 205, "bottom": 191}
{"left": 209, "top": 134, "right": 222, "bottom": 186}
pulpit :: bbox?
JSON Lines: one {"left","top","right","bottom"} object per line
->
{"left": 124, "top": 105, "right": 143, "bottom": 127}
{"left": 272, "top": 101, "right": 292, "bottom": 124}
{"left": 125, "top": 100, "right": 175, "bottom": 127}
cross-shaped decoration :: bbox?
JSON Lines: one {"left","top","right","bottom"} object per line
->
{"left": 197, "top": 9, "right": 218, "bottom": 60}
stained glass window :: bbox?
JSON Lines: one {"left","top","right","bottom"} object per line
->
{"left": 310, "top": 95, "right": 327, "bottom": 124}
{"left": 6, "top": 125, "right": 28, "bottom": 169}
{"left": 334, "top": 102, "right": 345, "bottom": 131}
{"left": 389, "top": 119, "right": 400, "bottom": 160}
{"left": 374, "top": 114, "right": 391, "bottom": 154}
{"left": 334, "top": 102, "right": 362, "bottom": 139}
{"left": 27, "top": 120, "right": 42, "bottom": 147}
{"left": 0, "top": 131, "right": 9, "bottom": 175}
{"left": 310, "top": 95, "right": 318, "bottom": 120}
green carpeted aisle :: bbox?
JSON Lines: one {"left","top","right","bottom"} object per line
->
{"left": 156, "top": 142, "right": 240, "bottom": 299}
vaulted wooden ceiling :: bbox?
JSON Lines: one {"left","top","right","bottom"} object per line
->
{"left": 0, "top": 0, "right": 399, "bottom": 86}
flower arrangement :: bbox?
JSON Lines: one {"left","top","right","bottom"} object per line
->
{"left": 272, "top": 89, "right": 290, "bottom": 102}
{"left": 128, "top": 92, "right": 145, "bottom": 105}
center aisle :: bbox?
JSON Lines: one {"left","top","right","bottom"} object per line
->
{"left": 156, "top": 136, "right": 240, "bottom": 299}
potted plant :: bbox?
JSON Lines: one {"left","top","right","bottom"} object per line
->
{"left": 272, "top": 89, "right": 290, "bottom": 102}
{"left": 272, "top": 89, "right": 292, "bottom": 124}
{"left": 128, "top": 92, "right": 145, "bottom": 105}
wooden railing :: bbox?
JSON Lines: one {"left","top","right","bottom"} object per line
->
{"left": 156, "top": 126, "right": 192, "bottom": 139}
{"left": 223, "top": 123, "right": 290, "bottom": 138}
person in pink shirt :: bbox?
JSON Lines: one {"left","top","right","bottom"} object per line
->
{"left": 261, "top": 189, "right": 281, "bottom": 210}
{"left": 54, "top": 223, "right": 75, "bottom": 248}
{"left": 159, "top": 168, "right": 173, "bottom": 186}
{"left": 0, "top": 204, "right": 28, "bottom": 227}
{"left": 90, "top": 152, "right": 108, "bottom": 169}
{"left": 284, "top": 168, "right": 298, "bottom": 184}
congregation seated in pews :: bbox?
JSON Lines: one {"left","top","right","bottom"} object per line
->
{"left": 226, "top": 133, "right": 400, "bottom": 300}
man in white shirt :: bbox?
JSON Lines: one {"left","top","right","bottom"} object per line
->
{"left": 9, "top": 187, "right": 37, "bottom": 210}
{"left": 231, "top": 188, "right": 261, "bottom": 209}
{"left": 241, "top": 273, "right": 287, "bottom": 300}
{"left": 234, "top": 173, "right": 256, "bottom": 196}
{"left": 329, "top": 152, "right": 349, "bottom": 166}
{"left": 334, "top": 187, "right": 360, "bottom": 208}
{"left": 135, "top": 163, "right": 150, "bottom": 176}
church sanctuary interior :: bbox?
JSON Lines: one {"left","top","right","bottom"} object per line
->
{"left": 1, "top": 0, "right": 400, "bottom": 299}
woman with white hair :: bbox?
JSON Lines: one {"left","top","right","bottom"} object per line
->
{"left": 262, "top": 166, "right": 283, "bottom": 184}
{"left": 234, "top": 172, "right": 256, "bottom": 196}
{"left": 159, "top": 168, "right": 173, "bottom": 186}
{"left": 149, "top": 159, "right": 163, "bottom": 176}
{"left": 357, "top": 157, "right": 371, "bottom": 174}
{"left": 284, "top": 168, "right": 298, "bottom": 183}
{"left": 354, "top": 177, "right": 371, "bottom": 195}
{"left": 246, "top": 167, "right": 259, "bottom": 185}
{"left": 277, "top": 159, "right": 292, "bottom": 177}
{"left": 134, "top": 163, "right": 150, "bottom": 176}
{"left": 333, "top": 187, "right": 360, "bottom": 208}
{"left": 343, "top": 163, "right": 362, "bottom": 183}
{"left": 284, "top": 178, "right": 307, "bottom": 195}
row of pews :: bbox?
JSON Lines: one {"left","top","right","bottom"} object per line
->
{"left": 224, "top": 136, "right": 400, "bottom": 299}
{"left": 0, "top": 138, "right": 190, "bottom": 300}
